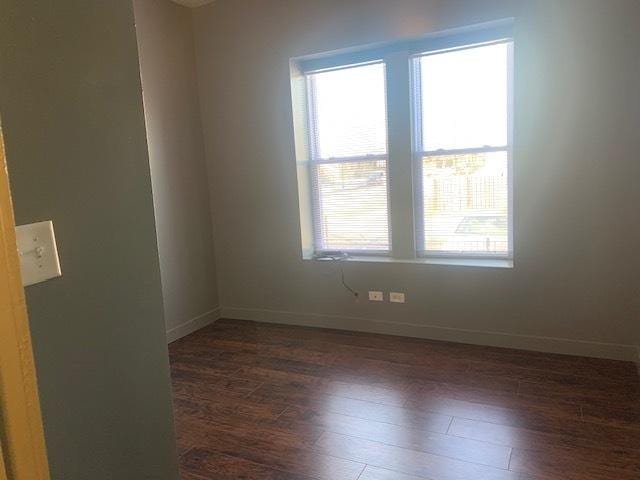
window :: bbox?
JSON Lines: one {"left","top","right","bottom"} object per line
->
{"left": 292, "top": 21, "right": 513, "bottom": 265}
{"left": 413, "top": 43, "right": 511, "bottom": 257}
{"left": 307, "top": 62, "right": 390, "bottom": 252}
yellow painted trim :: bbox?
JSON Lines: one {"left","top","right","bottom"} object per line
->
{"left": 0, "top": 439, "right": 8, "bottom": 480}
{"left": 0, "top": 127, "right": 50, "bottom": 479}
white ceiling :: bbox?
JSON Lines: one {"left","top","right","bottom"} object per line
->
{"left": 170, "top": 0, "right": 215, "bottom": 7}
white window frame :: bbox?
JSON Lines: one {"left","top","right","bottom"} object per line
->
{"left": 290, "top": 19, "right": 514, "bottom": 266}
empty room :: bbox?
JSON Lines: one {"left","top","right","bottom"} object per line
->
{"left": 0, "top": 0, "right": 639, "bottom": 479}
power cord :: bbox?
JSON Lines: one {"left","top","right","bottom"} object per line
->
{"left": 340, "top": 262, "right": 359, "bottom": 298}
{"left": 313, "top": 251, "right": 359, "bottom": 299}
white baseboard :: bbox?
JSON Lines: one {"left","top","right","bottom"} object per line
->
{"left": 166, "top": 307, "right": 220, "bottom": 343}
{"left": 221, "top": 306, "right": 638, "bottom": 362}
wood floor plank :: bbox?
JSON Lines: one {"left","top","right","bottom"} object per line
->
{"left": 179, "top": 418, "right": 364, "bottom": 480}
{"left": 317, "top": 379, "right": 410, "bottom": 406}
{"left": 477, "top": 352, "right": 640, "bottom": 383}
{"left": 181, "top": 448, "right": 321, "bottom": 480}
{"left": 416, "top": 381, "right": 582, "bottom": 418}
{"left": 172, "top": 367, "right": 263, "bottom": 400}
{"left": 247, "top": 381, "right": 321, "bottom": 407}
{"left": 196, "top": 338, "right": 338, "bottom": 367}
{"left": 448, "top": 416, "right": 640, "bottom": 454}
{"left": 216, "top": 351, "right": 333, "bottom": 378}
{"left": 518, "top": 379, "right": 640, "bottom": 405}
{"left": 279, "top": 407, "right": 511, "bottom": 468}
{"left": 313, "top": 432, "right": 519, "bottom": 480}
{"left": 357, "top": 465, "right": 436, "bottom": 480}
{"left": 331, "top": 354, "right": 519, "bottom": 394}
{"left": 466, "top": 359, "right": 637, "bottom": 393}
{"left": 172, "top": 386, "right": 288, "bottom": 424}
{"left": 179, "top": 469, "right": 211, "bottom": 480}
{"left": 509, "top": 446, "right": 640, "bottom": 480}
{"left": 174, "top": 426, "right": 196, "bottom": 457}
{"left": 173, "top": 395, "right": 288, "bottom": 427}
{"left": 169, "top": 351, "right": 243, "bottom": 377}
{"left": 405, "top": 389, "right": 590, "bottom": 435}
{"left": 294, "top": 395, "right": 453, "bottom": 432}
{"left": 580, "top": 401, "right": 640, "bottom": 429}
{"left": 233, "top": 364, "right": 322, "bottom": 387}
{"left": 405, "top": 393, "right": 535, "bottom": 426}
{"left": 332, "top": 343, "right": 471, "bottom": 371}
{"left": 247, "top": 378, "right": 410, "bottom": 408}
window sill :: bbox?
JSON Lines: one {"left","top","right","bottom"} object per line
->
{"left": 303, "top": 254, "right": 513, "bottom": 269}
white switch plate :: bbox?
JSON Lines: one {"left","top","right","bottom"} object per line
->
{"left": 16, "top": 221, "right": 62, "bottom": 287}
{"left": 390, "top": 292, "right": 405, "bottom": 303}
{"left": 368, "top": 291, "right": 384, "bottom": 302}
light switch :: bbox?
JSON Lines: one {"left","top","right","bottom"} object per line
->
{"left": 16, "top": 221, "right": 62, "bottom": 287}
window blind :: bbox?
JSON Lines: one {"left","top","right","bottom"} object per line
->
{"left": 413, "top": 42, "right": 511, "bottom": 257}
{"left": 306, "top": 62, "right": 390, "bottom": 252}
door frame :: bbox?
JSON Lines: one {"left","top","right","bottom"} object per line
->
{"left": 0, "top": 126, "right": 50, "bottom": 480}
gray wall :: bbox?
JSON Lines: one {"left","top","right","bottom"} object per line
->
{"left": 193, "top": 0, "right": 640, "bottom": 360}
{"left": 0, "top": 1, "right": 179, "bottom": 479}
{"left": 134, "top": 0, "right": 219, "bottom": 341}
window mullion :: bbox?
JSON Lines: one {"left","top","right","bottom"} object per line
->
{"left": 385, "top": 51, "right": 416, "bottom": 259}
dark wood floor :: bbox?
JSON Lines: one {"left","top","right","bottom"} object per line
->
{"left": 169, "top": 319, "right": 640, "bottom": 480}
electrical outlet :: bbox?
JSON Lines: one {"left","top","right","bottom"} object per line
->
{"left": 368, "top": 291, "right": 384, "bottom": 302}
{"left": 390, "top": 292, "right": 405, "bottom": 303}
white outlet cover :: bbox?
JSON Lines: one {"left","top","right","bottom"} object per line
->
{"left": 368, "top": 291, "right": 384, "bottom": 302}
{"left": 16, "top": 221, "right": 62, "bottom": 287}
{"left": 390, "top": 292, "right": 405, "bottom": 303}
